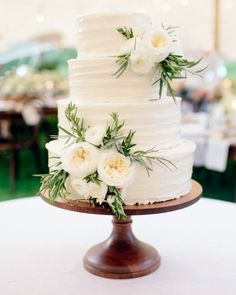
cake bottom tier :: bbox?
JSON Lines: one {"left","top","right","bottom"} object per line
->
{"left": 46, "top": 139, "right": 195, "bottom": 205}
{"left": 125, "top": 140, "right": 196, "bottom": 205}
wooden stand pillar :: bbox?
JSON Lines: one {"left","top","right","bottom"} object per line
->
{"left": 83, "top": 216, "right": 161, "bottom": 279}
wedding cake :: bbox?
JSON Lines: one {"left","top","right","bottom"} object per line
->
{"left": 41, "top": 13, "right": 198, "bottom": 219}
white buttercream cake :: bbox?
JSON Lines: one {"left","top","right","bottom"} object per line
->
{"left": 45, "top": 13, "right": 196, "bottom": 206}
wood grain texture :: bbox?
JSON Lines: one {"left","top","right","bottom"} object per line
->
{"left": 83, "top": 216, "right": 161, "bottom": 279}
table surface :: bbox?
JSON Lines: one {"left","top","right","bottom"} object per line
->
{"left": 0, "top": 197, "right": 235, "bottom": 295}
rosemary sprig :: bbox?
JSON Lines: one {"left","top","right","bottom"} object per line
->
{"left": 37, "top": 169, "right": 69, "bottom": 202}
{"left": 112, "top": 53, "right": 130, "bottom": 78}
{"left": 117, "top": 27, "right": 134, "bottom": 39}
{"left": 153, "top": 53, "right": 204, "bottom": 101}
{"left": 130, "top": 147, "right": 176, "bottom": 175}
{"left": 115, "top": 130, "right": 136, "bottom": 156}
{"left": 84, "top": 172, "right": 102, "bottom": 185}
{"left": 59, "top": 102, "right": 85, "bottom": 141}
{"left": 112, "top": 27, "right": 134, "bottom": 78}
{"left": 59, "top": 126, "right": 77, "bottom": 139}
{"left": 103, "top": 112, "right": 125, "bottom": 148}
{"left": 87, "top": 185, "right": 127, "bottom": 220}
{"left": 107, "top": 186, "right": 127, "bottom": 220}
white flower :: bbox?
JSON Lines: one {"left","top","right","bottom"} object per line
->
{"left": 143, "top": 28, "right": 172, "bottom": 63}
{"left": 98, "top": 152, "right": 135, "bottom": 187}
{"left": 119, "top": 37, "right": 143, "bottom": 55}
{"left": 61, "top": 142, "right": 99, "bottom": 178}
{"left": 84, "top": 125, "right": 106, "bottom": 146}
{"left": 119, "top": 36, "right": 156, "bottom": 74}
{"left": 67, "top": 177, "right": 90, "bottom": 200}
{"left": 130, "top": 48, "right": 156, "bottom": 74}
{"left": 171, "top": 38, "right": 183, "bottom": 57}
{"left": 66, "top": 176, "right": 108, "bottom": 203}
{"left": 88, "top": 181, "right": 108, "bottom": 204}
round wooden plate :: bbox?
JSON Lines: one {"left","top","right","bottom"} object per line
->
{"left": 40, "top": 180, "right": 202, "bottom": 279}
{"left": 41, "top": 180, "right": 202, "bottom": 216}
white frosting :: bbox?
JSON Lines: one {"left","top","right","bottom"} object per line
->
{"left": 68, "top": 57, "right": 159, "bottom": 103}
{"left": 46, "top": 140, "right": 65, "bottom": 170}
{"left": 57, "top": 98, "right": 181, "bottom": 149}
{"left": 125, "top": 140, "right": 196, "bottom": 204}
{"left": 45, "top": 13, "right": 196, "bottom": 205}
{"left": 77, "top": 13, "right": 151, "bottom": 56}
{"left": 46, "top": 139, "right": 195, "bottom": 204}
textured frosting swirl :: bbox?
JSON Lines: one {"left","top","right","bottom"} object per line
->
{"left": 57, "top": 98, "right": 181, "bottom": 149}
{"left": 46, "top": 139, "right": 195, "bottom": 204}
{"left": 77, "top": 13, "right": 151, "bottom": 56}
{"left": 68, "top": 57, "right": 161, "bottom": 103}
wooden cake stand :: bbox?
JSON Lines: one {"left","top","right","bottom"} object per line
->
{"left": 41, "top": 180, "right": 202, "bottom": 279}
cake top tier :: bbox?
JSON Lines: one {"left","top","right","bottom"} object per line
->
{"left": 76, "top": 13, "right": 151, "bottom": 56}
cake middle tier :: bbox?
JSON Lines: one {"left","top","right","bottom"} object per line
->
{"left": 58, "top": 98, "right": 181, "bottom": 149}
{"left": 68, "top": 57, "right": 159, "bottom": 103}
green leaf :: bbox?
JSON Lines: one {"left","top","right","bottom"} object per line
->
{"left": 115, "top": 130, "right": 136, "bottom": 156}
{"left": 103, "top": 112, "right": 125, "bottom": 148}
{"left": 157, "top": 53, "right": 204, "bottom": 102}
{"left": 112, "top": 54, "right": 130, "bottom": 78}
{"left": 117, "top": 27, "right": 134, "bottom": 39}
{"left": 107, "top": 186, "right": 127, "bottom": 220}
{"left": 37, "top": 169, "right": 69, "bottom": 202}
{"left": 84, "top": 172, "right": 102, "bottom": 185}
{"left": 60, "top": 102, "right": 86, "bottom": 141}
{"left": 58, "top": 126, "right": 76, "bottom": 138}
{"left": 129, "top": 147, "right": 176, "bottom": 175}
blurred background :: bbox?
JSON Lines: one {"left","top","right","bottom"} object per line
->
{"left": 0, "top": 0, "right": 236, "bottom": 203}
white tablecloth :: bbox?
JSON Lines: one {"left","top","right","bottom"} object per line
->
{"left": 0, "top": 197, "right": 235, "bottom": 295}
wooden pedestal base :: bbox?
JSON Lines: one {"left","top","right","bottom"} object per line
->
{"left": 41, "top": 180, "right": 202, "bottom": 280}
{"left": 83, "top": 216, "right": 161, "bottom": 279}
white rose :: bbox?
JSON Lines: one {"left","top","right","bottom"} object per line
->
{"left": 67, "top": 176, "right": 108, "bottom": 203}
{"left": 61, "top": 142, "right": 99, "bottom": 178}
{"left": 119, "top": 37, "right": 143, "bottom": 55}
{"left": 66, "top": 176, "right": 90, "bottom": 200}
{"left": 130, "top": 48, "right": 156, "bottom": 74}
{"left": 85, "top": 125, "right": 106, "bottom": 146}
{"left": 143, "top": 28, "right": 172, "bottom": 63}
{"left": 88, "top": 181, "right": 108, "bottom": 204}
{"left": 98, "top": 152, "right": 135, "bottom": 187}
